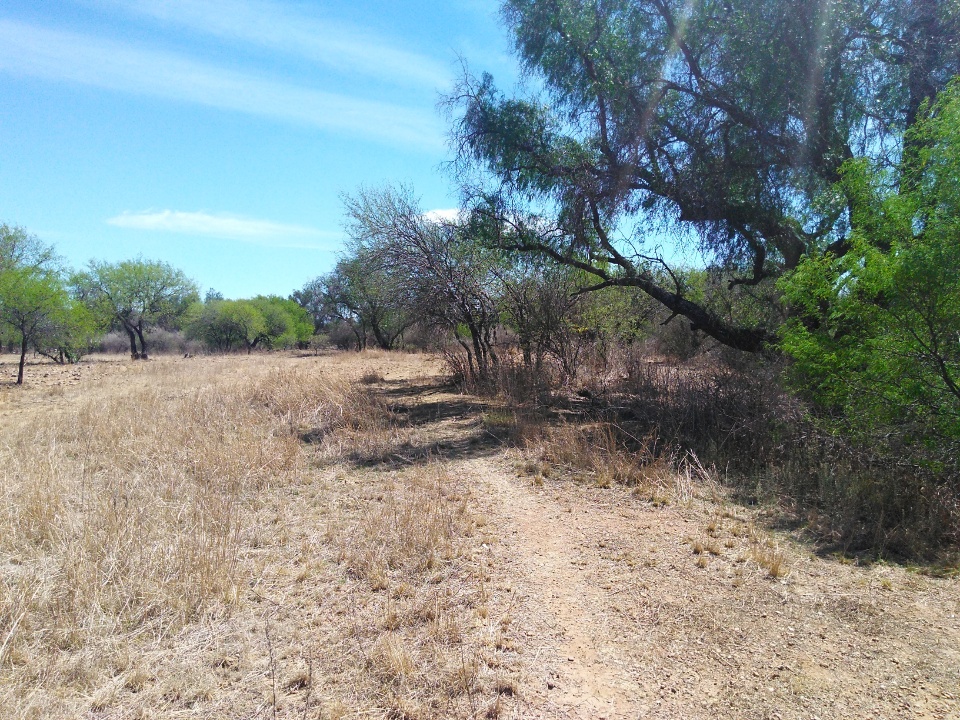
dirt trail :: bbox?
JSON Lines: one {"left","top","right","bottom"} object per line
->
{"left": 381, "top": 374, "right": 960, "bottom": 720}
{"left": 472, "top": 456, "right": 642, "bottom": 718}
{"left": 441, "top": 452, "right": 960, "bottom": 719}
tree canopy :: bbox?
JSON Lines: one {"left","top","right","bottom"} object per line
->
{"left": 780, "top": 77, "right": 960, "bottom": 463}
{"left": 74, "top": 259, "right": 199, "bottom": 359}
{"left": 0, "top": 267, "right": 71, "bottom": 384}
{"left": 451, "top": 0, "right": 960, "bottom": 351}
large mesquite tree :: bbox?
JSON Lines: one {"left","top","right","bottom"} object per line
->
{"left": 451, "top": 0, "right": 960, "bottom": 351}
{"left": 74, "top": 259, "right": 199, "bottom": 359}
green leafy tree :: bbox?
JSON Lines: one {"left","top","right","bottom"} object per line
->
{"left": 0, "top": 267, "right": 71, "bottom": 384}
{"left": 0, "top": 226, "right": 85, "bottom": 382}
{"left": 186, "top": 297, "right": 313, "bottom": 353}
{"left": 185, "top": 299, "right": 259, "bottom": 352}
{"left": 780, "top": 78, "right": 960, "bottom": 461}
{"left": 451, "top": 0, "right": 960, "bottom": 351}
{"left": 0, "top": 223, "right": 58, "bottom": 273}
{"left": 74, "top": 259, "right": 199, "bottom": 359}
{"left": 274, "top": 297, "right": 314, "bottom": 349}
{"left": 291, "top": 279, "right": 330, "bottom": 334}
{"left": 248, "top": 296, "right": 313, "bottom": 350}
{"left": 33, "top": 300, "right": 100, "bottom": 365}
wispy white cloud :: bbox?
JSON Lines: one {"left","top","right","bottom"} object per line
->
{"left": 107, "top": 210, "right": 342, "bottom": 249}
{"left": 422, "top": 208, "right": 464, "bottom": 224}
{"left": 0, "top": 19, "right": 444, "bottom": 149}
{"left": 100, "top": 0, "right": 452, "bottom": 90}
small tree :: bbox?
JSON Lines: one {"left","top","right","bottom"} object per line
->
{"left": 0, "top": 267, "right": 71, "bottom": 384}
{"left": 249, "top": 296, "right": 314, "bottom": 350}
{"left": 34, "top": 301, "right": 99, "bottom": 365}
{"left": 74, "top": 259, "right": 199, "bottom": 359}
{"left": 308, "top": 254, "right": 414, "bottom": 351}
{"left": 343, "top": 186, "right": 503, "bottom": 382}
{"left": 185, "top": 299, "right": 259, "bottom": 352}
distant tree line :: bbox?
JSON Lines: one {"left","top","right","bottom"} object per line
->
{"left": 292, "top": 185, "right": 725, "bottom": 386}
{"left": 0, "top": 231, "right": 316, "bottom": 384}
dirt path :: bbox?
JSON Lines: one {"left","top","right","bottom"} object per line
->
{"left": 437, "top": 450, "right": 960, "bottom": 720}
{"left": 473, "top": 456, "right": 642, "bottom": 719}
{"left": 375, "top": 374, "right": 960, "bottom": 720}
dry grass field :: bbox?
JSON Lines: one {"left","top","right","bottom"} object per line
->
{"left": 1, "top": 351, "right": 958, "bottom": 719}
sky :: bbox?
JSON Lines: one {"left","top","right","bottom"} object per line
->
{"left": 0, "top": 0, "right": 521, "bottom": 298}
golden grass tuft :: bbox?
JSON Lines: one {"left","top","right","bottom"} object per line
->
{"left": 749, "top": 540, "right": 789, "bottom": 579}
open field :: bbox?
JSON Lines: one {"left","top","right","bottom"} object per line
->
{"left": 1, "top": 352, "right": 958, "bottom": 719}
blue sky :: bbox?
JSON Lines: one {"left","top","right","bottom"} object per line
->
{"left": 0, "top": 0, "right": 520, "bottom": 298}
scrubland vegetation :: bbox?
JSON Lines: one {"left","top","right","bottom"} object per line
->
{"left": 2, "top": 351, "right": 958, "bottom": 719}
{"left": 3, "top": 0, "right": 960, "bottom": 716}
{"left": 0, "top": 354, "right": 516, "bottom": 718}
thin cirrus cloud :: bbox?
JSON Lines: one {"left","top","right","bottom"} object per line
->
{"left": 107, "top": 210, "right": 341, "bottom": 250}
{"left": 0, "top": 19, "right": 444, "bottom": 149}
{"left": 99, "top": 0, "right": 452, "bottom": 90}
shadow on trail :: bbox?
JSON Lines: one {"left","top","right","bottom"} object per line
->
{"left": 334, "top": 378, "right": 513, "bottom": 469}
{"left": 318, "top": 377, "right": 960, "bottom": 570}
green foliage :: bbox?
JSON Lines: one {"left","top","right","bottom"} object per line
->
{"left": 249, "top": 296, "right": 313, "bottom": 349}
{"left": 185, "top": 299, "right": 264, "bottom": 352}
{"left": 451, "top": 0, "right": 960, "bottom": 351}
{"left": 0, "top": 266, "right": 71, "bottom": 382}
{"left": 74, "top": 259, "right": 199, "bottom": 358}
{"left": 297, "top": 248, "right": 415, "bottom": 351}
{"left": 780, "top": 79, "right": 960, "bottom": 460}
{"left": 0, "top": 226, "right": 93, "bottom": 380}
{"left": 185, "top": 296, "right": 314, "bottom": 353}
{"left": 34, "top": 300, "right": 100, "bottom": 364}
{"left": 0, "top": 223, "right": 59, "bottom": 272}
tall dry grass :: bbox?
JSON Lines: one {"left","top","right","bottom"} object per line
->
{"left": 474, "top": 343, "right": 959, "bottom": 554}
{"left": 317, "top": 463, "right": 518, "bottom": 719}
{"left": 0, "top": 354, "right": 518, "bottom": 718}
{"left": 0, "top": 359, "right": 347, "bottom": 716}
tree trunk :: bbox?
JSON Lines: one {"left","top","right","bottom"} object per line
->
{"left": 17, "top": 334, "right": 27, "bottom": 385}
{"left": 370, "top": 318, "right": 392, "bottom": 350}
{"left": 466, "top": 320, "right": 488, "bottom": 379}
{"left": 454, "top": 331, "right": 477, "bottom": 383}
{"left": 126, "top": 327, "right": 139, "bottom": 359}
{"left": 135, "top": 324, "right": 148, "bottom": 360}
